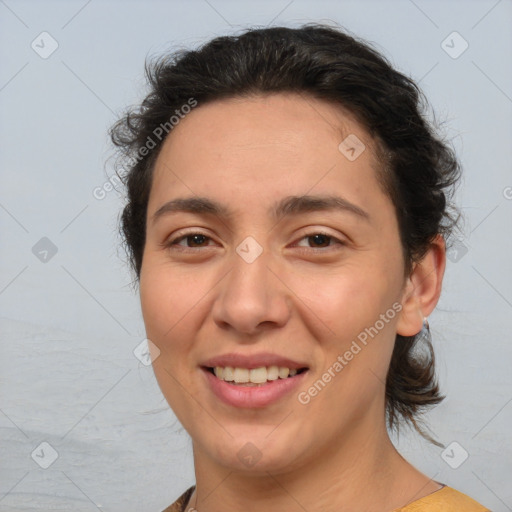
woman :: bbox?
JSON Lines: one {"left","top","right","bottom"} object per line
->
{"left": 110, "top": 24, "right": 489, "bottom": 512}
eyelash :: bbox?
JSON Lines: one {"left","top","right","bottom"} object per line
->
{"left": 163, "top": 230, "right": 346, "bottom": 253}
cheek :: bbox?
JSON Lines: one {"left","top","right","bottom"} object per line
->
{"left": 139, "top": 272, "right": 171, "bottom": 343}
{"left": 139, "top": 267, "right": 194, "bottom": 380}
{"left": 285, "top": 262, "right": 400, "bottom": 393}
{"left": 287, "top": 263, "right": 396, "bottom": 337}
{"left": 139, "top": 264, "right": 201, "bottom": 415}
{"left": 140, "top": 260, "right": 203, "bottom": 341}
{"left": 139, "top": 259, "right": 220, "bottom": 390}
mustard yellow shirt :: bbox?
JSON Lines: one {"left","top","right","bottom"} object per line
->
{"left": 392, "top": 485, "right": 490, "bottom": 511}
{"left": 163, "top": 484, "right": 490, "bottom": 511}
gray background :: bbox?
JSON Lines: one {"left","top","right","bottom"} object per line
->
{"left": 1, "top": 0, "right": 511, "bottom": 510}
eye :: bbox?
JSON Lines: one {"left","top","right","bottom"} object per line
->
{"left": 294, "top": 232, "right": 345, "bottom": 250}
{"left": 165, "top": 231, "right": 216, "bottom": 250}
{"left": 163, "top": 230, "right": 346, "bottom": 252}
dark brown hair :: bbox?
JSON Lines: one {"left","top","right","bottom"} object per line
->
{"left": 110, "top": 23, "right": 461, "bottom": 445}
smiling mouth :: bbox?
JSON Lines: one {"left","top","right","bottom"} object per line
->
{"left": 204, "top": 366, "right": 309, "bottom": 386}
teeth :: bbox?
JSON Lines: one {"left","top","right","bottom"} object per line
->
{"left": 249, "top": 367, "right": 267, "bottom": 384}
{"left": 267, "top": 365, "right": 279, "bottom": 380}
{"left": 233, "top": 368, "right": 249, "bottom": 383}
{"left": 278, "top": 367, "right": 290, "bottom": 379}
{"left": 222, "top": 366, "right": 234, "bottom": 381}
{"left": 213, "top": 366, "right": 302, "bottom": 383}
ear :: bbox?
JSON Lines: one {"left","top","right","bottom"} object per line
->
{"left": 396, "top": 234, "right": 446, "bottom": 336}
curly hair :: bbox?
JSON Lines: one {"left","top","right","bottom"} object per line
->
{"left": 110, "top": 23, "right": 462, "bottom": 445}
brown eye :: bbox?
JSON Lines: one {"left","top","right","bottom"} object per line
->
{"left": 295, "top": 232, "right": 345, "bottom": 250}
{"left": 307, "top": 234, "right": 331, "bottom": 248}
{"left": 165, "top": 232, "right": 215, "bottom": 250}
{"left": 183, "top": 234, "right": 209, "bottom": 247}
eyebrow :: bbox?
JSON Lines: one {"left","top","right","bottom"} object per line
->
{"left": 151, "top": 194, "right": 370, "bottom": 225}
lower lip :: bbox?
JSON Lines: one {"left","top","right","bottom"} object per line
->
{"left": 202, "top": 368, "right": 308, "bottom": 408}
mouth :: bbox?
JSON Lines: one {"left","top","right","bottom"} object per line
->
{"left": 201, "top": 364, "right": 309, "bottom": 408}
{"left": 203, "top": 365, "right": 309, "bottom": 386}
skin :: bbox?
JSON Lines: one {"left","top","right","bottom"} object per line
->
{"left": 139, "top": 93, "right": 446, "bottom": 512}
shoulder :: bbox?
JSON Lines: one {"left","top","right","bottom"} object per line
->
{"left": 395, "top": 485, "right": 490, "bottom": 511}
{"left": 162, "top": 485, "right": 490, "bottom": 512}
{"left": 161, "top": 486, "right": 195, "bottom": 512}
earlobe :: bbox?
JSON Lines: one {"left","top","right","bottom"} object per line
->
{"left": 396, "top": 234, "right": 446, "bottom": 337}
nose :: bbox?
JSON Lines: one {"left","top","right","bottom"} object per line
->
{"left": 211, "top": 248, "right": 291, "bottom": 337}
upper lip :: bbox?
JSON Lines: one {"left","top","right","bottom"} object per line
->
{"left": 201, "top": 352, "right": 309, "bottom": 370}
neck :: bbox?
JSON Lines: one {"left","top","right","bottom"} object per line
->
{"left": 187, "top": 415, "right": 434, "bottom": 512}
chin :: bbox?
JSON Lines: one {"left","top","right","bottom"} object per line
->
{"left": 201, "top": 431, "right": 308, "bottom": 475}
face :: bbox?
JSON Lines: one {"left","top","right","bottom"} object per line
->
{"left": 140, "top": 93, "right": 409, "bottom": 474}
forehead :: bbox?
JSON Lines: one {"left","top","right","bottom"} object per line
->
{"left": 149, "top": 93, "right": 387, "bottom": 217}
{"left": 156, "top": 92, "right": 374, "bottom": 160}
